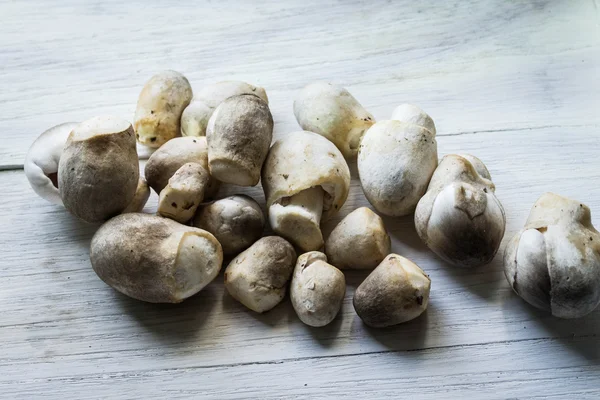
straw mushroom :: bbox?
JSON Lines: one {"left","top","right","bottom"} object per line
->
{"left": 58, "top": 116, "right": 139, "bottom": 222}
{"left": 206, "top": 94, "right": 273, "bottom": 186}
{"left": 193, "top": 195, "right": 265, "bottom": 256}
{"left": 157, "top": 162, "right": 209, "bottom": 223}
{"left": 293, "top": 81, "right": 374, "bottom": 158}
{"left": 24, "top": 122, "right": 79, "bottom": 205}
{"left": 290, "top": 251, "right": 346, "bottom": 327}
{"left": 181, "top": 81, "right": 268, "bottom": 137}
{"left": 358, "top": 105, "right": 438, "bottom": 216}
{"left": 262, "top": 131, "right": 351, "bottom": 252}
{"left": 353, "top": 254, "right": 431, "bottom": 327}
{"left": 415, "top": 154, "right": 506, "bottom": 268}
{"left": 123, "top": 178, "right": 151, "bottom": 213}
{"left": 325, "top": 207, "right": 391, "bottom": 269}
{"left": 91, "top": 213, "right": 223, "bottom": 303}
{"left": 504, "top": 193, "right": 600, "bottom": 318}
{"left": 224, "top": 236, "right": 296, "bottom": 313}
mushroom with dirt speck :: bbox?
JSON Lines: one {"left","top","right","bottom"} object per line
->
{"left": 353, "top": 254, "right": 431, "bottom": 328}
{"left": 290, "top": 251, "right": 346, "bottom": 327}
{"left": 58, "top": 116, "right": 139, "bottom": 222}
{"left": 504, "top": 192, "right": 600, "bottom": 318}
{"left": 293, "top": 81, "right": 375, "bottom": 158}
{"left": 415, "top": 154, "right": 506, "bottom": 268}
{"left": 193, "top": 194, "right": 265, "bottom": 256}
{"left": 224, "top": 236, "right": 296, "bottom": 313}
{"left": 261, "top": 131, "right": 351, "bottom": 252}
{"left": 91, "top": 213, "right": 223, "bottom": 303}
{"left": 158, "top": 162, "right": 209, "bottom": 223}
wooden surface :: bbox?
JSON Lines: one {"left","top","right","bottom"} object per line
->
{"left": 1, "top": 1, "right": 600, "bottom": 398}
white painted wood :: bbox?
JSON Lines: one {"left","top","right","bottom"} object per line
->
{"left": 2, "top": 0, "right": 600, "bottom": 398}
{"left": 1, "top": 0, "right": 599, "bottom": 166}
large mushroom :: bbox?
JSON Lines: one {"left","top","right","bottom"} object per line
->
{"left": 415, "top": 154, "right": 506, "bottom": 268}
{"left": 504, "top": 193, "right": 600, "bottom": 318}
{"left": 24, "top": 122, "right": 79, "bottom": 205}
{"left": 293, "top": 81, "right": 375, "bottom": 158}
{"left": 357, "top": 105, "right": 438, "bottom": 216}
{"left": 262, "top": 131, "right": 351, "bottom": 252}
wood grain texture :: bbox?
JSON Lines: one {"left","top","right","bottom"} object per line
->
{"left": 2, "top": 0, "right": 600, "bottom": 398}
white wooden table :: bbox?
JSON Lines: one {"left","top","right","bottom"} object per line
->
{"left": 2, "top": 1, "right": 600, "bottom": 398}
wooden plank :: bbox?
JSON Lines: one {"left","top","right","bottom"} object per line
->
{"left": 1, "top": 126, "right": 599, "bottom": 389}
{"left": 1, "top": 0, "right": 599, "bottom": 166}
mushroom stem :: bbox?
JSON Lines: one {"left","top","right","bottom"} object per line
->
{"left": 269, "top": 186, "right": 325, "bottom": 251}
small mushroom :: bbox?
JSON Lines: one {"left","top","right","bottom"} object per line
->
{"left": 123, "top": 177, "right": 151, "bottom": 213}
{"left": 206, "top": 94, "right": 273, "bottom": 186}
{"left": 325, "top": 207, "right": 391, "bottom": 269}
{"left": 134, "top": 70, "right": 193, "bottom": 148}
{"left": 157, "top": 162, "right": 209, "bottom": 223}
{"left": 181, "top": 81, "right": 268, "bottom": 137}
{"left": 293, "top": 81, "right": 375, "bottom": 158}
{"left": 504, "top": 193, "right": 600, "bottom": 318}
{"left": 224, "top": 236, "right": 296, "bottom": 313}
{"left": 91, "top": 213, "right": 223, "bottom": 303}
{"left": 144, "top": 136, "right": 220, "bottom": 199}
{"left": 353, "top": 254, "right": 431, "bottom": 327}
{"left": 24, "top": 122, "right": 79, "bottom": 205}
{"left": 262, "top": 131, "right": 351, "bottom": 252}
{"left": 58, "top": 116, "right": 139, "bottom": 222}
{"left": 193, "top": 194, "right": 265, "bottom": 256}
{"left": 414, "top": 154, "right": 506, "bottom": 268}
{"left": 391, "top": 103, "right": 436, "bottom": 135}
{"left": 358, "top": 105, "right": 438, "bottom": 216}
{"left": 290, "top": 251, "right": 346, "bottom": 327}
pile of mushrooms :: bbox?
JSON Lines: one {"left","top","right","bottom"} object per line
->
{"left": 24, "top": 71, "right": 600, "bottom": 331}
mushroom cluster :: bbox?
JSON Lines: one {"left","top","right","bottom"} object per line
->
{"left": 24, "top": 73, "right": 599, "bottom": 329}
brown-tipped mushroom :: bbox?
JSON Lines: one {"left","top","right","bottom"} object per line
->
{"left": 24, "top": 122, "right": 79, "bottom": 205}
{"left": 206, "top": 94, "right": 273, "bottom": 186}
{"left": 224, "top": 236, "right": 296, "bottom": 313}
{"left": 181, "top": 81, "right": 268, "bottom": 137}
{"left": 123, "top": 177, "right": 151, "bottom": 213}
{"left": 193, "top": 194, "right": 265, "bottom": 256}
{"left": 325, "top": 207, "right": 391, "bottom": 269}
{"left": 91, "top": 213, "right": 223, "bottom": 303}
{"left": 144, "top": 136, "right": 220, "bottom": 199}
{"left": 290, "top": 251, "right": 346, "bottom": 327}
{"left": 58, "top": 116, "right": 139, "bottom": 222}
{"left": 353, "top": 254, "right": 431, "bottom": 328}
{"left": 414, "top": 154, "right": 506, "bottom": 268}
{"left": 262, "top": 131, "right": 351, "bottom": 252}
{"left": 358, "top": 105, "right": 438, "bottom": 216}
{"left": 157, "top": 162, "right": 209, "bottom": 223}
{"left": 293, "top": 81, "right": 375, "bottom": 158}
{"left": 134, "top": 70, "right": 192, "bottom": 148}
{"left": 504, "top": 193, "right": 600, "bottom": 318}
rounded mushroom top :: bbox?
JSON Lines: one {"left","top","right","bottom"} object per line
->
{"left": 195, "top": 81, "right": 268, "bottom": 108}
{"left": 261, "top": 131, "right": 351, "bottom": 220}
{"left": 391, "top": 104, "right": 436, "bottom": 135}
{"left": 24, "top": 122, "right": 79, "bottom": 205}
{"left": 144, "top": 136, "right": 209, "bottom": 193}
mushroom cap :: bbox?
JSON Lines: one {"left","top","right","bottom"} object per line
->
{"left": 195, "top": 80, "right": 268, "bottom": 108}
{"left": 24, "top": 122, "right": 79, "bottom": 205}
{"left": 504, "top": 193, "right": 600, "bottom": 318}
{"left": 290, "top": 251, "right": 346, "bottom": 327}
{"left": 325, "top": 207, "right": 391, "bottom": 269}
{"left": 224, "top": 236, "right": 297, "bottom": 313}
{"left": 206, "top": 94, "right": 273, "bottom": 186}
{"left": 415, "top": 154, "right": 506, "bottom": 268}
{"left": 358, "top": 120, "right": 438, "bottom": 216}
{"left": 391, "top": 104, "right": 436, "bottom": 135}
{"left": 353, "top": 254, "right": 431, "bottom": 327}
{"left": 91, "top": 213, "right": 223, "bottom": 303}
{"left": 58, "top": 116, "right": 139, "bottom": 222}
{"left": 193, "top": 194, "right": 265, "bottom": 256}
{"left": 293, "top": 81, "right": 374, "bottom": 158}
{"left": 180, "top": 100, "right": 213, "bottom": 137}
{"left": 262, "top": 130, "right": 351, "bottom": 221}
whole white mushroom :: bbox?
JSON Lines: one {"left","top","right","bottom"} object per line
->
{"left": 504, "top": 193, "right": 600, "bottom": 318}
{"left": 415, "top": 154, "right": 506, "bottom": 268}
